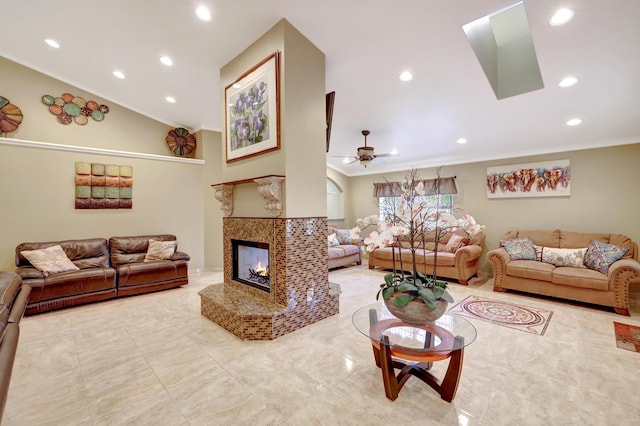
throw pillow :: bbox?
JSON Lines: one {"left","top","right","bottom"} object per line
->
{"left": 335, "top": 229, "right": 352, "bottom": 245}
{"left": 541, "top": 247, "right": 587, "bottom": 268}
{"left": 444, "top": 234, "right": 470, "bottom": 253}
{"left": 583, "top": 240, "right": 628, "bottom": 274}
{"left": 534, "top": 245, "right": 543, "bottom": 261}
{"left": 21, "top": 245, "right": 80, "bottom": 276}
{"left": 144, "top": 239, "right": 178, "bottom": 262}
{"left": 327, "top": 233, "right": 340, "bottom": 247}
{"left": 501, "top": 237, "right": 536, "bottom": 261}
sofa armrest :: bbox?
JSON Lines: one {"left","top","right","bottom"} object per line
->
{"left": 487, "top": 247, "right": 511, "bottom": 289}
{"left": 170, "top": 251, "right": 191, "bottom": 262}
{"left": 608, "top": 258, "right": 640, "bottom": 315}
{"left": 454, "top": 244, "right": 482, "bottom": 262}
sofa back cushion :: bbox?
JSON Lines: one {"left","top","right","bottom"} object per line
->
{"left": 15, "top": 238, "right": 110, "bottom": 269}
{"left": 109, "top": 235, "right": 177, "bottom": 266}
{"left": 500, "top": 230, "right": 637, "bottom": 261}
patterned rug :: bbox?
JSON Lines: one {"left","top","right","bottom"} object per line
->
{"left": 448, "top": 295, "right": 553, "bottom": 335}
{"left": 613, "top": 322, "right": 640, "bottom": 352}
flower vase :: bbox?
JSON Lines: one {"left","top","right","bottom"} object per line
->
{"left": 384, "top": 294, "right": 448, "bottom": 324}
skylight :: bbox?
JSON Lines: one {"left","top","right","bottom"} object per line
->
{"left": 463, "top": 1, "right": 544, "bottom": 100}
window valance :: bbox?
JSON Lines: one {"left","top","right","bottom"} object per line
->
{"left": 373, "top": 177, "right": 457, "bottom": 198}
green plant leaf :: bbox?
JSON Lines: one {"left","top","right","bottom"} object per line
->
{"left": 396, "top": 282, "right": 419, "bottom": 292}
{"left": 382, "top": 286, "right": 395, "bottom": 300}
{"left": 420, "top": 296, "right": 436, "bottom": 309}
{"left": 440, "top": 291, "right": 454, "bottom": 303}
{"left": 432, "top": 286, "right": 444, "bottom": 298}
{"left": 418, "top": 289, "right": 436, "bottom": 301}
{"left": 384, "top": 273, "right": 394, "bottom": 286}
{"left": 393, "top": 293, "right": 416, "bottom": 306}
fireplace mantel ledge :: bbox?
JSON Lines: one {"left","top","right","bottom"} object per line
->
{"left": 211, "top": 175, "right": 285, "bottom": 217}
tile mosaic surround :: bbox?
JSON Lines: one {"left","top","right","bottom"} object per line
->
{"left": 199, "top": 217, "right": 339, "bottom": 340}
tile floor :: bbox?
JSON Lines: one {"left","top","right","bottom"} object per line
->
{"left": 4, "top": 267, "right": 640, "bottom": 425}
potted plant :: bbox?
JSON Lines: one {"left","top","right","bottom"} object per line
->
{"left": 357, "top": 169, "right": 485, "bottom": 324}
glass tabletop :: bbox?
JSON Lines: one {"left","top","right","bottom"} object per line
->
{"left": 352, "top": 302, "right": 477, "bottom": 353}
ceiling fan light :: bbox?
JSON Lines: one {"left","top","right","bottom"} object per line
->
{"left": 360, "top": 159, "right": 372, "bottom": 167}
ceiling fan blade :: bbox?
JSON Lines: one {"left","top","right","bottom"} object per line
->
{"left": 373, "top": 153, "right": 394, "bottom": 158}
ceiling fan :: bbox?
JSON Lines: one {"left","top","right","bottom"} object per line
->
{"left": 336, "top": 130, "right": 396, "bottom": 167}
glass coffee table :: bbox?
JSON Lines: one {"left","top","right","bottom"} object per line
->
{"left": 352, "top": 302, "right": 477, "bottom": 402}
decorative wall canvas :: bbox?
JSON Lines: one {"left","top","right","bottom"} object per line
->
{"left": 166, "top": 127, "right": 197, "bottom": 157}
{"left": 486, "top": 159, "right": 570, "bottom": 198}
{"left": 42, "top": 93, "right": 109, "bottom": 125}
{"left": 75, "top": 162, "right": 132, "bottom": 209}
{"left": 225, "top": 52, "right": 280, "bottom": 162}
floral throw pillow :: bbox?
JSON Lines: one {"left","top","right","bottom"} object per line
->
{"left": 583, "top": 240, "right": 628, "bottom": 274}
{"left": 541, "top": 247, "right": 587, "bottom": 268}
{"left": 501, "top": 237, "right": 536, "bottom": 261}
{"left": 335, "top": 229, "right": 352, "bottom": 245}
{"left": 327, "top": 233, "right": 340, "bottom": 247}
{"left": 444, "top": 234, "right": 470, "bottom": 253}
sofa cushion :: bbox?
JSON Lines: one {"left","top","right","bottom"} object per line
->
{"left": 20, "top": 245, "right": 80, "bottom": 276}
{"left": 143, "top": 239, "right": 177, "bottom": 262}
{"left": 541, "top": 247, "right": 587, "bottom": 268}
{"left": 502, "top": 230, "right": 561, "bottom": 248}
{"left": 583, "top": 240, "right": 628, "bottom": 274}
{"left": 328, "top": 247, "right": 345, "bottom": 259}
{"left": 327, "top": 233, "right": 340, "bottom": 247}
{"left": 109, "top": 235, "right": 177, "bottom": 266}
{"left": 334, "top": 229, "right": 352, "bottom": 245}
{"left": 501, "top": 237, "right": 536, "bottom": 260}
{"left": 424, "top": 251, "right": 455, "bottom": 267}
{"left": 116, "top": 260, "right": 186, "bottom": 288}
{"left": 338, "top": 245, "right": 360, "bottom": 256}
{"left": 506, "top": 260, "right": 554, "bottom": 281}
{"left": 552, "top": 267, "right": 608, "bottom": 290}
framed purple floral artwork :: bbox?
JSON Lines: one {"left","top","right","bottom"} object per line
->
{"left": 225, "top": 52, "right": 280, "bottom": 162}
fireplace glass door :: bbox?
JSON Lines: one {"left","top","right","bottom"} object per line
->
{"left": 232, "top": 239, "right": 270, "bottom": 291}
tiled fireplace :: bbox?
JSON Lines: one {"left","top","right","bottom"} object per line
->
{"left": 199, "top": 217, "right": 339, "bottom": 340}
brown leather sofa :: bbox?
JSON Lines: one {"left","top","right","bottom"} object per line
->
{"left": 368, "top": 231, "right": 485, "bottom": 285}
{"left": 109, "top": 235, "right": 190, "bottom": 296}
{"left": 0, "top": 271, "right": 31, "bottom": 417}
{"left": 16, "top": 238, "right": 117, "bottom": 315}
{"left": 487, "top": 230, "right": 640, "bottom": 315}
{"left": 14, "top": 235, "right": 189, "bottom": 315}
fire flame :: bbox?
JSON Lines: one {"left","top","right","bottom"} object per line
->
{"left": 255, "top": 262, "right": 268, "bottom": 276}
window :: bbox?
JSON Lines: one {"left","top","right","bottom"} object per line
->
{"left": 378, "top": 194, "right": 455, "bottom": 223}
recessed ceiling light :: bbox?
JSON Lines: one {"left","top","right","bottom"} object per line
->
{"left": 456, "top": 138, "right": 468, "bottom": 144}
{"left": 232, "top": 83, "right": 242, "bottom": 89}
{"left": 112, "top": 70, "right": 125, "bottom": 79}
{"left": 566, "top": 118, "right": 582, "bottom": 126}
{"left": 550, "top": 8, "right": 574, "bottom": 26}
{"left": 399, "top": 71, "right": 413, "bottom": 82}
{"left": 558, "top": 76, "right": 578, "bottom": 87}
{"left": 196, "top": 6, "right": 212, "bottom": 21}
{"left": 44, "top": 39, "right": 60, "bottom": 48}
{"left": 166, "top": 96, "right": 176, "bottom": 103}
{"left": 160, "top": 56, "right": 173, "bottom": 66}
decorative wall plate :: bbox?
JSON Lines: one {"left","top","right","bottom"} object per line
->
{"left": 166, "top": 127, "right": 197, "bottom": 157}
{"left": 0, "top": 96, "right": 24, "bottom": 134}
{"left": 42, "top": 93, "right": 109, "bottom": 125}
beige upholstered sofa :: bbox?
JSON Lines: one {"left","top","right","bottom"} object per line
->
{"left": 367, "top": 230, "right": 485, "bottom": 285}
{"left": 327, "top": 226, "right": 361, "bottom": 269}
{"left": 487, "top": 230, "right": 640, "bottom": 315}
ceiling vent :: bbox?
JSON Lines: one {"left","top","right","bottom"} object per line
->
{"left": 463, "top": 1, "right": 544, "bottom": 99}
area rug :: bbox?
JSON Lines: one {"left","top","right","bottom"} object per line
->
{"left": 613, "top": 322, "right": 640, "bottom": 352}
{"left": 448, "top": 295, "right": 553, "bottom": 335}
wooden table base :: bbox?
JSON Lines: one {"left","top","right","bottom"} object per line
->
{"left": 372, "top": 333, "right": 464, "bottom": 402}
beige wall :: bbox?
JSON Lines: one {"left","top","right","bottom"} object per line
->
{"left": 219, "top": 19, "right": 326, "bottom": 218}
{"left": 348, "top": 143, "right": 640, "bottom": 272}
{"left": 0, "top": 56, "right": 206, "bottom": 270}
{"left": 200, "top": 129, "right": 224, "bottom": 271}
{"left": 327, "top": 167, "right": 351, "bottom": 228}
